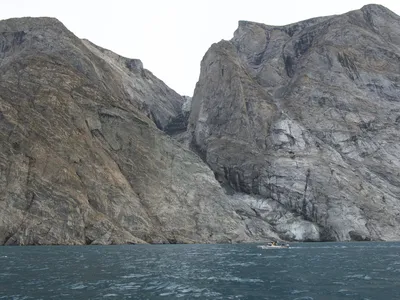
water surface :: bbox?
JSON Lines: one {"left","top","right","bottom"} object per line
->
{"left": 1, "top": 242, "right": 400, "bottom": 299}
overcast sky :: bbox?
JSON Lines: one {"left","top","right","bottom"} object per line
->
{"left": 1, "top": 0, "right": 399, "bottom": 96}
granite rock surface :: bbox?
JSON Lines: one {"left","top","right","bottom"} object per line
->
{"left": 189, "top": 4, "right": 400, "bottom": 241}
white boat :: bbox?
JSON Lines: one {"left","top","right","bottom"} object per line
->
{"left": 258, "top": 242, "right": 290, "bottom": 249}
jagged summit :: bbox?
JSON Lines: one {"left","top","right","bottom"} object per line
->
{"left": 236, "top": 4, "right": 399, "bottom": 35}
{"left": 237, "top": 14, "right": 331, "bottom": 30}
{"left": 361, "top": 3, "right": 395, "bottom": 13}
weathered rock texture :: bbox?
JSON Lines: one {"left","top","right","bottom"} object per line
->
{"left": 189, "top": 4, "right": 400, "bottom": 241}
{"left": 0, "top": 17, "right": 260, "bottom": 245}
{"left": 3, "top": 5, "right": 400, "bottom": 245}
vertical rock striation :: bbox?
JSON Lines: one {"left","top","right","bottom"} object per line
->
{"left": 3, "top": 5, "right": 400, "bottom": 244}
{"left": 189, "top": 5, "right": 400, "bottom": 241}
{"left": 0, "top": 17, "right": 252, "bottom": 245}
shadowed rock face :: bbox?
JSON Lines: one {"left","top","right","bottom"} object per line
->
{"left": 0, "top": 17, "right": 260, "bottom": 245}
{"left": 189, "top": 4, "right": 400, "bottom": 241}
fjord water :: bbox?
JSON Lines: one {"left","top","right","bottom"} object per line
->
{"left": 1, "top": 242, "right": 400, "bottom": 299}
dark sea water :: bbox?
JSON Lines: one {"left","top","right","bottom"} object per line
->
{"left": 1, "top": 242, "right": 400, "bottom": 300}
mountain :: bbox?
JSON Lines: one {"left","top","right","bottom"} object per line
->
{"left": 0, "top": 17, "right": 258, "bottom": 245}
{"left": 189, "top": 4, "right": 400, "bottom": 241}
{"left": 2, "top": 4, "right": 400, "bottom": 245}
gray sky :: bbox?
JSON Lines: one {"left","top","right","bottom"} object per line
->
{"left": 1, "top": 0, "right": 399, "bottom": 96}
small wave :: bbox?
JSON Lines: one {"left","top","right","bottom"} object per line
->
{"left": 144, "top": 281, "right": 207, "bottom": 293}
{"left": 159, "top": 292, "right": 174, "bottom": 297}
{"left": 103, "top": 294, "right": 118, "bottom": 297}
{"left": 207, "top": 276, "right": 263, "bottom": 283}
{"left": 203, "top": 291, "right": 222, "bottom": 297}
{"left": 164, "top": 274, "right": 184, "bottom": 280}
{"left": 293, "top": 297, "right": 313, "bottom": 300}
{"left": 0, "top": 295, "right": 32, "bottom": 300}
{"left": 70, "top": 283, "right": 87, "bottom": 290}
{"left": 121, "top": 273, "right": 150, "bottom": 279}
{"left": 155, "top": 283, "right": 216, "bottom": 297}
{"left": 112, "top": 283, "right": 141, "bottom": 291}
{"left": 0, "top": 273, "right": 17, "bottom": 276}
{"left": 344, "top": 274, "right": 372, "bottom": 280}
{"left": 345, "top": 274, "right": 364, "bottom": 279}
{"left": 291, "top": 289, "right": 309, "bottom": 294}
{"left": 228, "top": 262, "right": 257, "bottom": 267}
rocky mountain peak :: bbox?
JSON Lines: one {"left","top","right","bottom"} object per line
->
{"left": 361, "top": 3, "right": 396, "bottom": 15}
{"left": 0, "top": 17, "right": 75, "bottom": 49}
{"left": 0, "top": 16, "right": 66, "bottom": 30}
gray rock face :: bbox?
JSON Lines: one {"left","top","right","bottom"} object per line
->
{"left": 0, "top": 17, "right": 258, "bottom": 245}
{"left": 189, "top": 4, "right": 400, "bottom": 241}
{"left": 3, "top": 5, "right": 400, "bottom": 245}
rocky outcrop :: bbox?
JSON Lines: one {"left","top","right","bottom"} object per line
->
{"left": 189, "top": 4, "right": 400, "bottom": 241}
{"left": 164, "top": 96, "right": 192, "bottom": 147}
{"left": 0, "top": 17, "right": 260, "bottom": 245}
{"left": 81, "top": 39, "right": 183, "bottom": 130}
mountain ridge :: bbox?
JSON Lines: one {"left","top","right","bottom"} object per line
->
{"left": 2, "top": 4, "right": 400, "bottom": 244}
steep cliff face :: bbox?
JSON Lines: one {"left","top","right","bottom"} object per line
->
{"left": 0, "top": 17, "right": 258, "bottom": 245}
{"left": 189, "top": 4, "right": 400, "bottom": 241}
